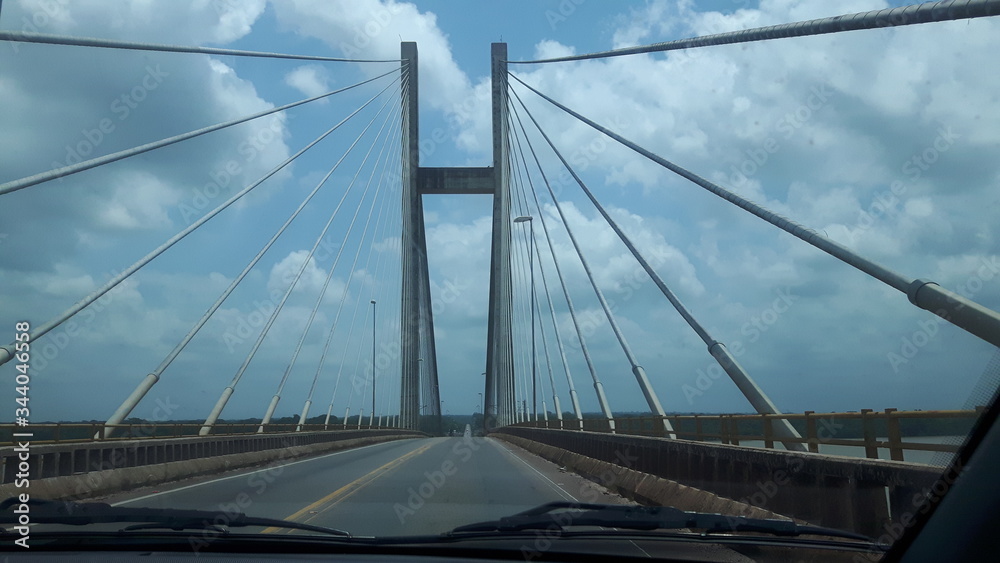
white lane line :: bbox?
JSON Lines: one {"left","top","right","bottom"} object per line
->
{"left": 489, "top": 438, "right": 578, "bottom": 502}
{"left": 113, "top": 439, "right": 418, "bottom": 506}
{"left": 628, "top": 539, "right": 653, "bottom": 557}
{"left": 491, "top": 439, "right": 642, "bottom": 537}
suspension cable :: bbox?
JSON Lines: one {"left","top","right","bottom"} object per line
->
{"left": 96, "top": 81, "right": 401, "bottom": 436}
{"left": 531, "top": 244, "right": 562, "bottom": 426}
{"left": 509, "top": 104, "right": 675, "bottom": 432}
{"left": 505, "top": 109, "right": 616, "bottom": 432}
{"left": 325, "top": 155, "right": 402, "bottom": 426}
{"left": 343, "top": 163, "right": 396, "bottom": 430}
{"left": 366, "top": 162, "right": 404, "bottom": 427}
{"left": 510, "top": 139, "right": 555, "bottom": 423}
{"left": 198, "top": 86, "right": 399, "bottom": 435}
{"left": 258, "top": 96, "right": 400, "bottom": 431}
{"left": 510, "top": 190, "right": 534, "bottom": 422}
{"left": 0, "top": 70, "right": 397, "bottom": 196}
{"left": 319, "top": 78, "right": 407, "bottom": 426}
{"left": 511, "top": 85, "right": 806, "bottom": 447}
{"left": 0, "top": 79, "right": 398, "bottom": 370}
{"left": 510, "top": 150, "right": 567, "bottom": 427}
{"left": 245, "top": 128, "right": 384, "bottom": 427}
{"left": 0, "top": 30, "right": 403, "bottom": 63}
{"left": 305, "top": 112, "right": 399, "bottom": 430}
{"left": 509, "top": 143, "right": 581, "bottom": 426}
{"left": 509, "top": 0, "right": 1000, "bottom": 64}
{"left": 510, "top": 72, "right": 1000, "bottom": 350}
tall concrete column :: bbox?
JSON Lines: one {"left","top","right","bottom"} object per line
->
{"left": 400, "top": 42, "right": 421, "bottom": 429}
{"left": 484, "top": 43, "right": 510, "bottom": 431}
{"left": 416, "top": 206, "right": 441, "bottom": 423}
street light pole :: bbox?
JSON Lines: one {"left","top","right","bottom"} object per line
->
{"left": 514, "top": 216, "right": 536, "bottom": 421}
{"left": 371, "top": 300, "right": 376, "bottom": 426}
{"left": 529, "top": 219, "right": 536, "bottom": 421}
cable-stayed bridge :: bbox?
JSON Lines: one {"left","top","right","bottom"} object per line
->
{"left": 1, "top": 0, "right": 999, "bottom": 540}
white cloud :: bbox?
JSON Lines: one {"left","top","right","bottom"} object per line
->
{"left": 2, "top": 0, "right": 997, "bottom": 421}
{"left": 269, "top": 0, "right": 490, "bottom": 154}
{"left": 15, "top": 0, "right": 266, "bottom": 44}
{"left": 0, "top": 2, "right": 292, "bottom": 268}
{"left": 284, "top": 64, "right": 332, "bottom": 99}
{"left": 539, "top": 201, "right": 705, "bottom": 298}
{"left": 501, "top": 0, "right": 1000, "bottom": 415}
{"left": 533, "top": 39, "right": 575, "bottom": 60}
{"left": 95, "top": 171, "right": 181, "bottom": 230}
{"left": 268, "top": 250, "right": 327, "bottom": 297}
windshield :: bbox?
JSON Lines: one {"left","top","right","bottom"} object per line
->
{"left": 1, "top": 1, "right": 998, "bottom": 561}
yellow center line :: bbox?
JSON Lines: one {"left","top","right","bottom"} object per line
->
{"left": 262, "top": 441, "right": 436, "bottom": 533}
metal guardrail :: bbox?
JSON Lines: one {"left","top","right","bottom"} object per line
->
{"left": 496, "top": 425, "right": 947, "bottom": 537}
{"left": 0, "top": 422, "right": 391, "bottom": 446}
{"left": 512, "top": 408, "right": 984, "bottom": 462}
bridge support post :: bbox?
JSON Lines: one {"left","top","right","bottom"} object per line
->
{"left": 709, "top": 342, "right": 805, "bottom": 451}
{"left": 257, "top": 393, "right": 280, "bottom": 432}
{"left": 484, "top": 43, "right": 511, "bottom": 431}
{"left": 323, "top": 403, "right": 333, "bottom": 429}
{"left": 98, "top": 372, "right": 159, "bottom": 439}
{"left": 416, "top": 206, "right": 441, "bottom": 423}
{"left": 200, "top": 385, "right": 234, "bottom": 436}
{"left": 400, "top": 41, "right": 421, "bottom": 430}
{"left": 297, "top": 399, "right": 312, "bottom": 431}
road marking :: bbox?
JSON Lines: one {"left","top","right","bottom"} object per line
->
{"left": 111, "top": 440, "right": 412, "bottom": 506}
{"left": 490, "top": 438, "right": 578, "bottom": 502}
{"left": 491, "top": 439, "right": 637, "bottom": 536}
{"left": 262, "top": 440, "right": 436, "bottom": 533}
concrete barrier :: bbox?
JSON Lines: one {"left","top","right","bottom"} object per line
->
{"left": 494, "top": 427, "right": 943, "bottom": 537}
{"left": 495, "top": 433, "right": 792, "bottom": 521}
{"left": 0, "top": 429, "right": 424, "bottom": 501}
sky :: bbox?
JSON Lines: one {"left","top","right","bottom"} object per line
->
{"left": 0, "top": 0, "right": 998, "bottom": 424}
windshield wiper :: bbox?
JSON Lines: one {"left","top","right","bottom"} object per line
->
{"left": 0, "top": 497, "right": 350, "bottom": 538}
{"left": 450, "top": 501, "right": 877, "bottom": 543}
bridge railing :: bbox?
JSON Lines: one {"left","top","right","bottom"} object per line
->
{"left": 513, "top": 408, "right": 983, "bottom": 463}
{"left": 0, "top": 422, "right": 390, "bottom": 446}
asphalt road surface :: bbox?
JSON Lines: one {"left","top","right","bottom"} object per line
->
{"left": 100, "top": 435, "right": 632, "bottom": 537}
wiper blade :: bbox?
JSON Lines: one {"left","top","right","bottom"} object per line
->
{"left": 451, "top": 501, "right": 875, "bottom": 543}
{"left": 0, "top": 497, "right": 350, "bottom": 538}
